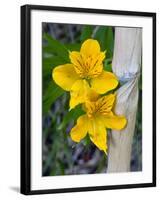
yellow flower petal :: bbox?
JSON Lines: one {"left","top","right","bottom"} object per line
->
{"left": 90, "top": 52, "right": 106, "bottom": 67}
{"left": 69, "top": 51, "right": 84, "bottom": 76}
{"left": 85, "top": 51, "right": 105, "bottom": 78}
{"left": 97, "top": 94, "right": 116, "bottom": 114}
{"left": 88, "top": 64, "right": 103, "bottom": 78}
{"left": 69, "top": 50, "right": 105, "bottom": 78}
{"left": 69, "top": 51, "right": 82, "bottom": 67}
{"left": 88, "top": 117, "right": 107, "bottom": 154}
{"left": 101, "top": 112, "right": 127, "bottom": 130}
{"left": 86, "top": 89, "right": 99, "bottom": 102}
{"left": 70, "top": 115, "right": 88, "bottom": 142}
{"left": 80, "top": 39, "right": 101, "bottom": 57}
{"left": 85, "top": 101, "right": 96, "bottom": 118}
{"left": 69, "top": 79, "right": 90, "bottom": 109}
{"left": 91, "top": 70, "right": 118, "bottom": 94}
{"left": 52, "top": 64, "right": 79, "bottom": 91}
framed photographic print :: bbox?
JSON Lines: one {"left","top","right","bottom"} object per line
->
{"left": 21, "top": 4, "right": 156, "bottom": 195}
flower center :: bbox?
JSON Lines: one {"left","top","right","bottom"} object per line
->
{"left": 75, "top": 54, "right": 102, "bottom": 79}
{"left": 86, "top": 97, "right": 111, "bottom": 118}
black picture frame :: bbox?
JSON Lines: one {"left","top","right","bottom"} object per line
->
{"left": 21, "top": 4, "right": 156, "bottom": 195}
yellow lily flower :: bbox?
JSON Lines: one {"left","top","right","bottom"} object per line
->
{"left": 70, "top": 92, "right": 127, "bottom": 154}
{"left": 52, "top": 39, "right": 118, "bottom": 109}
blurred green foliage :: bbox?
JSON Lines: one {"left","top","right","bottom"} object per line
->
{"left": 42, "top": 23, "right": 142, "bottom": 176}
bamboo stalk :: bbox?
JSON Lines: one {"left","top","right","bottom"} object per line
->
{"left": 107, "top": 28, "right": 142, "bottom": 173}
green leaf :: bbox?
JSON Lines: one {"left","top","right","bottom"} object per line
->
{"left": 58, "top": 105, "right": 85, "bottom": 130}
{"left": 43, "top": 46, "right": 56, "bottom": 56}
{"left": 81, "top": 134, "right": 91, "bottom": 146}
{"left": 43, "top": 56, "right": 67, "bottom": 79}
{"left": 80, "top": 25, "right": 93, "bottom": 42}
{"left": 43, "top": 33, "right": 70, "bottom": 62}
{"left": 104, "top": 58, "right": 112, "bottom": 72}
{"left": 65, "top": 43, "right": 81, "bottom": 51}
{"left": 106, "top": 27, "right": 114, "bottom": 55}
{"left": 94, "top": 27, "right": 114, "bottom": 57}
{"left": 43, "top": 81, "right": 64, "bottom": 114}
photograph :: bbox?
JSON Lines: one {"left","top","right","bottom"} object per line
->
{"left": 42, "top": 23, "right": 142, "bottom": 176}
